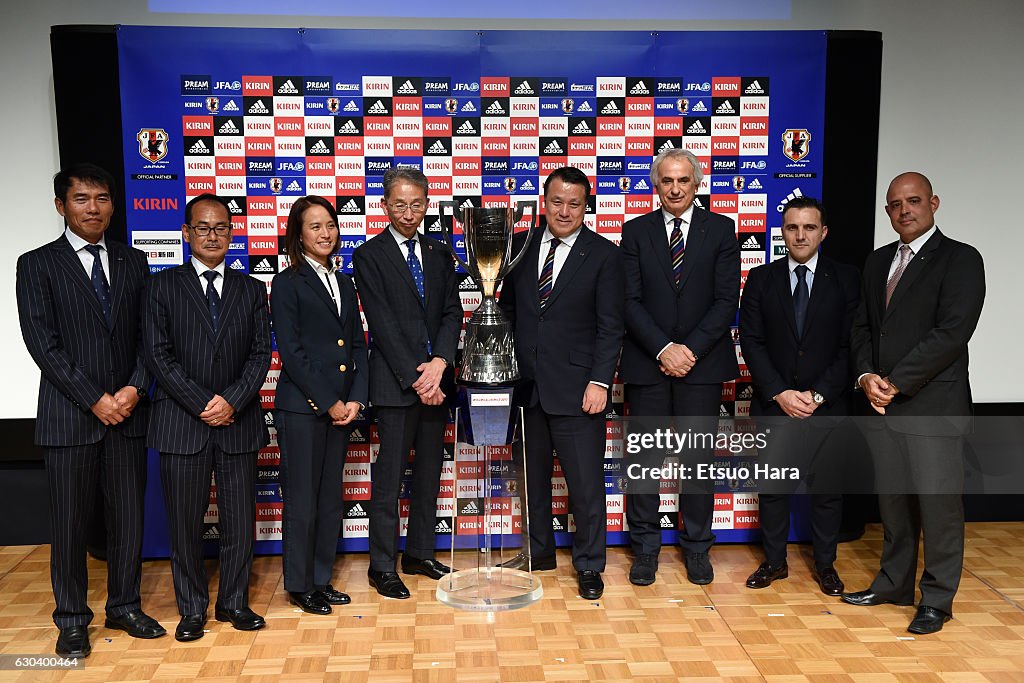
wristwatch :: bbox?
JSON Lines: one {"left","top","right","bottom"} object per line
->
{"left": 811, "top": 391, "right": 825, "bottom": 405}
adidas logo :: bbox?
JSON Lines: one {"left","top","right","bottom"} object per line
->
{"left": 741, "top": 235, "right": 760, "bottom": 249}
{"left": 551, "top": 518, "right": 564, "bottom": 531}
{"left": 748, "top": 178, "right": 763, "bottom": 189}
{"left": 629, "top": 80, "right": 650, "bottom": 95}
{"left": 461, "top": 500, "right": 479, "bottom": 514}
{"left": 744, "top": 80, "right": 764, "bottom": 95}
{"left": 719, "top": 404, "right": 731, "bottom": 417}
{"left": 367, "top": 100, "right": 388, "bottom": 114}
{"left": 572, "top": 120, "right": 592, "bottom": 135}
{"left": 188, "top": 139, "right": 209, "bottom": 154}
{"left": 660, "top": 515, "right": 673, "bottom": 527}
{"left": 338, "top": 198, "right": 360, "bottom": 213}
{"left": 343, "top": 100, "right": 359, "bottom": 112}
{"left": 456, "top": 120, "right": 477, "bottom": 135}
{"left": 543, "top": 139, "right": 564, "bottom": 154}
{"left": 634, "top": 178, "right": 650, "bottom": 191}
{"left": 686, "top": 120, "right": 707, "bottom": 134}
{"left": 226, "top": 199, "right": 242, "bottom": 214}
{"left": 514, "top": 80, "right": 535, "bottom": 95}
{"left": 715, "top": 100, "right": 736, "bottom": 114}
{"left": 228, "top": 259, "right": 245, "bottom": 271}
{"left": 600, "top": 100, "right": 621, "bottom": 115}
{"left": 337, "top": 120, "right": 358, "bottom": 134}
{"left": 348, "top": 503, "right": 367, "bottom": 517}
{"left": 694, "top": 197, "right": 705, "bottom": 209}
{"left": 520, "top": 179, "right": 535, "bottom": 191}
{"left": 309, "top": 139, "right": 330, "bottom": 153}
{"left": 458, "top": 198, "right": 475, "bottom": 209}
{"left": 485, "top": 100, "right": 506, "bottom": 115}
{"left": 461, "top": 101, "right": 476, "bottom": 112}
{"left": 737, "top": 384, "right": 754, "bottom": 400}
{"left": 396, "top": 80, "right": 416, "bottom": 94}
{"left": 658, "top": 139, "right": 676, "bottom": 152}
{"left": 203, "top": 526, "right": 219, "bottom": 540}
{"left": 576, "top": 100, "right": 593, "bottom": 112}
{"left": 692, "top": 101, "right": 707, "bottom": 112}
{"left": 286, "top": 180, "right": 302, "bottom": 192}
{"left": 435, "top": 519, "right": 451, "bottom": 533}
{"left": 427, "top": 139, "right": 448, "bottom": 154}
{"left": 222, "top": 100, "right": 239, "bottom": 111}
{"left": 252, "top": 258, "right": 274, "bottom": 273}
{"left": 248, "top": 99, "right": 269, "bottom": 114}
{"left": 277, "top": 79, "right": 298, "bottom": 94}
{"left": 779, "top": 188, "right": 805, "bottom": 211}
{"left": 218, "top": 120, "right": 239, "bottom": 134}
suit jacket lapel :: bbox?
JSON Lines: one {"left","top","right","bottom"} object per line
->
{"left": 522, "top": 229, "right": 543, "bottom": 314}
{"left": 675, "top": 209, "right": 707, "bottom": 293}
{"left": 299, "top": 265, "right": 341, "bottom": 322}
{"left": 179, "top": 264, "right": 217, "bottom": 341}
{"left": 380, "top": 231, "right": 423, "bottom": 306}
{"left": 543, "top": 228, "right": 592, "bottom": 310}
{"left": 770, "top": 258, "right": 800, "bottom": 341}
{"left": 645, "top": 213, "right": 675, "bottom": 289}
{"left": 215, "top": 268, "right": 243, "bottom": 343}
{"left": 421, "top": 238, "right": 441, "bottom": 311}
{"left": 883, "top": 231, "right": 942, "bottom": 320}
{"left": 53, "top": 237, "right": 107, "bottom": 326}
{"left": 804, "top": 256, "right": 831, "bottom": 334}
{"left": 107, "top": 244, "right": 127, "bottom": 329}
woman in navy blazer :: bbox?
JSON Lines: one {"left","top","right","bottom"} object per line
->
{"left": 271, "top": 195, "right": 368, "bottom": 614}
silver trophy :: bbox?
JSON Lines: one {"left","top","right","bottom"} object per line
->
{"left": 439, "top": 201, "right": 537, "bottom": 386}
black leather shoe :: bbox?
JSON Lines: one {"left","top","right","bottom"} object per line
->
{"left": 368, "top": 570, "right": 411, "bottom": 599}
{"left": 812, "top": 567, "right": 845, "bottom": 596}
{"left": 577, "top": 570, "right": 604, "bottom": 600}
{"left": 841, "top": 589, "right": 914, "bottom": 607}
{"left": 215, "top": 605, "right": 266, "bottom": 631}
{"left": 315, "top": 584, "right": 351, "bottom": 605}
{"left": 401, "top": 556, "right": 452, "bottom": 580}
{"left": 907, "top": 605, "right": 951, "bottom": 634}
{"left": 104, "top": 609, "right": 167, "bottom": 638}
{"left": 629, "top": 554, "right": 658, "bottom": 586}
{"left": 745, "top": 561, "right": 789, "bottom": 589}
{"left": 174, "top": 615, "right": 207, "bottom": 642}
{"left": 500, "top": 552, "right": 555, "bottom": 571}
{"left": 56, "top": 625, "right": 91, "bottom": 658}
{"left": 289, "top": 590, "right": 332, "bottom": 615}
{"left": 685, "top": 552, "right": 714, "bottom": 585}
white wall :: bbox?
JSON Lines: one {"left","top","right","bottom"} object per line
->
{"left": 1, "top": 0, "right": 1020, "bottom": 419}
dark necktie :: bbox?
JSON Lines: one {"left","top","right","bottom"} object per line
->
{"left": 84, "top": 244, "right": 112, "bottom": 327}
{"left": 670, "top": 217, "right": 685, "bottom": 285}
{"left": 203, "top": 270, "right": 221, "bottom": 333}
{"left": 404, "top": 239, "right": 425, "bottom": 303}
{"left": 886, "top": 244, "right": 913, "bottom": 308}
{"left": 793, "top": 264, "right": 809, "bottom": 336}
{"left": 538, "top": 238, "right": 561, "bottom": 305}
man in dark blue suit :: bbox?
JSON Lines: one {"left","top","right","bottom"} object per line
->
{"left": 144, "top": 194, "right": 271, "bottom": 641}
{"left": 843, "top": 172, "right": 985, "bottom": 635}
{"left": 353, "top": 168, "right": 463, "bottom": 599}
{"left": 498, "top": 166, "right": 625, "bottom": 600}
{"left": 619, "top": 149, "right": 740, "bottom": 586}
{"left": 738, "top": 196, "right": 860, "bottom": 596}
{"left": 16, "top": 163, "right": 165, "bottom": 658}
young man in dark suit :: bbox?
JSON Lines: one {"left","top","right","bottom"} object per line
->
{"left": 144, "top": 194, "right": 271, "bottom": 641}
{"left": 619, "top": 149, "right": 740, "bottom": 586}
{"left": 498, "top": 166, "right": 625, "bottom": 600}
{"left": 16, "top": 163, "right": 165, "bottom": 658}
{"left": 843, "top": 172, "right": 985, "bottom": 635}
{"left": 738, "top": 196, "right": 860, "bottom": 595}
{"left": 352, "top": 167, "right": 462, "bottom": 599}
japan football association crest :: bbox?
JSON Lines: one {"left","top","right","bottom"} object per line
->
{"left": 136, "top": 128, "right": 168, "bottom": 163}
{"left": 781, "top": 128, "right": 811, "bottom": 162}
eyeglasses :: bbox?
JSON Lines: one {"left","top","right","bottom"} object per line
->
{"left": 187, "top": 224, "right": 232, "bottom": 237}
{"left": 387, "top": 202, "right": 427, "bottom": 214}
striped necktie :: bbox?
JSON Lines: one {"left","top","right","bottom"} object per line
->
{"left": 538, "top": 238, "right": 560, "bottom": 305}
{"left": 670, "top": 217, "right": 685, "bottom": 285}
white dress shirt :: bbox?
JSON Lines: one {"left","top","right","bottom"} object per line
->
{"left": 303, "top": 254, "right": 342, "bottom": 316}
{"left": 789, "top": 252, "right": 819, "bottom": 295}
{"left": 65, "top": 228, "right": 109, "bottom": 280}
{"left": 389, "top": 224, "right": 425, "bottom": 266}
{"left": 536, "top": 225, "right": 583, "bottom": 286}
{"left": 887, "top": 224, "right": 937, "bottom": 279}
{"left": 191, "top": 256, "right": 225, "bottom": 296}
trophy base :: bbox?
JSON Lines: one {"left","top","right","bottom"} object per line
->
{"left": 436, "top": 567, "right": 543, "bottom": 611}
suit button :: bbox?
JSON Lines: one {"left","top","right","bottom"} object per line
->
{"left": 339, "top": 364, "right": 347, "bottom": 372}
{"left": 337, "top": 339, "right": 345, "bottom": 347}
{"left": 539, "top": 316, "right": 544, "bottom": 322}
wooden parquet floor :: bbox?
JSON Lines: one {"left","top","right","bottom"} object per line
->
{"left": 0, "top": 523, "right": 1022, "bottom": 682}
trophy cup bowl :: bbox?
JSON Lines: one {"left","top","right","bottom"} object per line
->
{"left": 439, "top": 201, "right": 537, "bottom": 386}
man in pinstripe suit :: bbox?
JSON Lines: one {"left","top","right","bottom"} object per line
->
{"left": 16, "top": 163, "right": 166, "bottom": 658}
{"left": 144, "top": 194, "right": 271, "bottom": 641}
{"left": 353, "top": 167, "right": 462, "bottom": 599}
